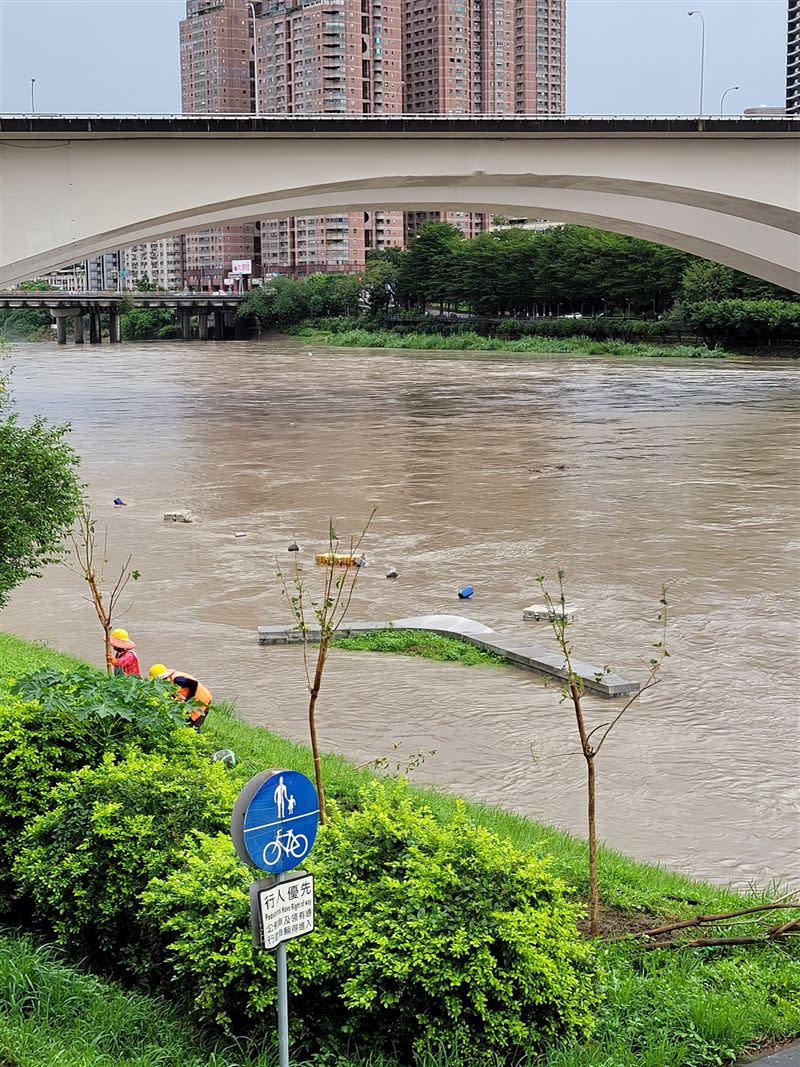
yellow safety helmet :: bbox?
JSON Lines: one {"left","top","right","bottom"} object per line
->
{"left": 110, "top": 628, "right": 129, "bottom": 642}
{"left": 148, "top": 663, "right": 170, "bottom": 680}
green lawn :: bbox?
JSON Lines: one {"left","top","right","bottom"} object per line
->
{"left": 1, "top": 629, "right": 798, "bottom": 1067}
{"left": 0, "top": 931, "right": 251, "bottom": 1067}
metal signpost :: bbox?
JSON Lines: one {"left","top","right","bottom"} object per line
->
{"left": 231, "top": 769, "right": 319, "bottom": 1067}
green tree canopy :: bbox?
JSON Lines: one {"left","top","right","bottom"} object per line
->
{"left": 0, "top": 380, "right": 82, "bottom": 608}
{"left": 395, "top": 221, "right": 464, "bottom": 309}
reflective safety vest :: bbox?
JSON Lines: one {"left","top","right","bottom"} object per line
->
{"left": 166, "top": 671, "right": 213, "bottom": 721}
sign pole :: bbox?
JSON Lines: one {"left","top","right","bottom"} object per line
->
{"left": 231, "top": 769, "right": 319, "bottom": 1067}
{"left": 276, "top": 889, "right": 290, "bottom": 1067}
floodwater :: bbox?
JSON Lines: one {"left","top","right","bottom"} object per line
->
{"left": 2, "top": 339, "right": 799, "bottom": 888}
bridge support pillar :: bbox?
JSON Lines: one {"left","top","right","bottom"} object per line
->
{"left": 89, "top": 308, "right": 101, "bottom": 344}
{"left": 55, "top": 314, "right": 67, "bottom": 345}
{"left": 180, "top": 309, "right": 192, "bottom": 341}
{"left": 73, "top": 312, "right": 84, "bottom": 345}
{"left": 197, "top": 311, "right": 208, "bottom": 341}
{"left": 214, "top": 310, "right": 225, "bottom": 340}
{"left": 108, "top": 308, "right": 119, "bottom": 343}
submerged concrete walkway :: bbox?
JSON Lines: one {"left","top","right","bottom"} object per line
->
{"left": 257, "top": 613, "right": 641, "bottom": 699}
{"left": 739, "top": 1044, "right": 800, "bottom": 1065}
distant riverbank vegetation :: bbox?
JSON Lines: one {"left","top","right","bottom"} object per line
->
{"left": 292, "top": 325, "right": 728, "bottom": 360}
{"left": 234, "top": 222, "right": 799, "bottom": 355}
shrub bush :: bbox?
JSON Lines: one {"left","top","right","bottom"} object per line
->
{"left": 13, "top": 749, "right": 237, "bottom": 976}
{"left": 0, "top": 670, "right": 210, "bottom": 883}
{"left": 0, "top": 693, "right": 100, "bottom": 888}
{"left": 143, "top": 785, "right": 601, "bottom": 1064}
{"left": 11, "top": 667, "right": 193, "bottom": 747}
{"left": 679, "top": 299, "right": 800, "bottom": 346}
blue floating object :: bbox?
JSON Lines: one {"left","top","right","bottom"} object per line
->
{"left": 113, "top": 497, "right": 127, "bottom": 507}
{"left": 457, "top": 586, "right": 474, "bottom": 600}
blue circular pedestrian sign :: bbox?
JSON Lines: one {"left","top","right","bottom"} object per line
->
{"left": 232, "top": 769, "right": 319, "bottom": 873}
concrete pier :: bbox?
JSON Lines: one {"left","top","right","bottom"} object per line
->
{"left": 56, "top": 314, "right": 67, "bottom": 344}
{"left": 214, "top": 309, "right": 225, "bottom": 339}
{"left": 198, "top": 312, "right": 208, "bottom": 340}
{"left": 73, "top": 312, "right": 84, "bottom": 344}
{"left": 108, "top": 307, "right": 119, "bottom": 343}
{"left": 257, "top": 614, "right": 641, "bottom": 699}
{"left": 180, "top": 309, "right": 192, "bottom": 341}
{"left": 89, "top": 308, "right": 101, "bottom": 343}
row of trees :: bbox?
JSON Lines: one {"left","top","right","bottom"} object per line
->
{"left": 373, "top": 223, "right": 794, "bottom": 318}
{"left": 234, "top": 224, "right": 796, "bottom": 333}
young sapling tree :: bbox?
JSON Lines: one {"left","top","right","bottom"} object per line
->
{"left": 67, "top": 500, "right": 140, "bottom": 674}
{"left": 535, "top": 572, "right": 669, "bottom": 936}
{"left": 278, "top": 513, "right": 374, "bottom": 823}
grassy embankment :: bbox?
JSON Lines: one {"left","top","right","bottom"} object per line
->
{"left": 291, "top": 324, "right": 732, "bottom": 360}
{"left": 1, "top": 629, "right": 798, "bottom": 1067}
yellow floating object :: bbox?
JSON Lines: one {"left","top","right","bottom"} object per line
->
{"left": 315, "top": 552, "right": 363, "bottom": 567}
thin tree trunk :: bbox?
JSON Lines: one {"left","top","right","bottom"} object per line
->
{"left": 104, "top": 625, "right": 113, "bottom": 676}
{"left": 586, "top": 754, "right": 600, "bottom": 936}
{"left": 570, "top": 681, "right": 601, "bottom": 936}
{"left": 308, "top": 644, "right": 327, "bottom": 824}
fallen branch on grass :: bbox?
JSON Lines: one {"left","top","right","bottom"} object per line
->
{"left": 630, "top": 901, "right": 800, "bottom": 951}
{"left": 634, "top": 900, "right": 800, "bottom": 939}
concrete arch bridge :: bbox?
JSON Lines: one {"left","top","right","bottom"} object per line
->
{"left": 0, "top": 115, "right": 798, "bottom": 292}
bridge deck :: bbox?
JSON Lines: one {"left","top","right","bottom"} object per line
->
{"left": 1, "top": 114, "right": 798, "bottom": 139}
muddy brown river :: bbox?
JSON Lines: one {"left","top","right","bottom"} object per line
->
{"left": 2, "top": 339, "right": 798, "bottom": 888}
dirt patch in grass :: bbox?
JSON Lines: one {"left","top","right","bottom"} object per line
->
{"left": 577, "top": 905, "right": 667, "bottom": 939}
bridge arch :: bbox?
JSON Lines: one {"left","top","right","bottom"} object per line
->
{"left": 1, "top": 116, "right": 798, "bottom": 291}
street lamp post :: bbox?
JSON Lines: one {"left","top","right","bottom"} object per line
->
{"left": 30, "top": 78, "right": 36, "bottom": 114}
{"left": 247, "top": 2, "right": 260, "bottom": 115}
{"left": 687, "top": 10, "right": 706, "bottom": 115}
{"left": 719, "top": 85, "right": 740, "bottom": 114}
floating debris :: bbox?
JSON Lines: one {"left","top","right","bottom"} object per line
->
{"left": 234, "top": 531, "right": 247, "bottom": 539}
{"left": 386, "top": 567, "right": 399, "bottom": 579}
{"left": 523, "top": 603, "right": 576, "bottom": 622}
{"left": 288, "top": 541, "right": 300, "bottom": 552}
{"left": 457, "top": 586, "right": 474, "bottom": 600}
{"left": 163, "top": 510, "right": 194, "bottom": 524}
{"left": 113, "top": 497, "right": 127, "bottom": 507}
{"left": 316, "top": 552, "right": 365, "bottom": 567}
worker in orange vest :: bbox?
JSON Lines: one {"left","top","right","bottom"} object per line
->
{"left": 148, "top": 664, "right": 212, "bottom": 729}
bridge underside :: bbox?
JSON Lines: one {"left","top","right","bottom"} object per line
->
{"left": 1, "top": 124, "right": 798, "bottom": 290}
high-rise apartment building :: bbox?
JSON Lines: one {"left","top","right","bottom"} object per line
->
{"left": 403, "top": 0, "right": 563, "bottom": 115}
{"left": 788, "top": 0, "right": 800, "bottom": 115}
{"left": 124, "top": 238, "right": 186, "bottom": 291}
{"left": 255, "top": 0, "right": 404, "bottom": 274}
{"left": 402, "top": 0, "right": 564, "bottom": 239}
{"left": 179, "top": 0, "right": 258, "bottom": 289}
{"left": 85, "top": 251, "right": 123, "bottom": 290}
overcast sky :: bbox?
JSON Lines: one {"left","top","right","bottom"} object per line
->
{"left": 0, "top": 0, "right": 789, "bottom": 116}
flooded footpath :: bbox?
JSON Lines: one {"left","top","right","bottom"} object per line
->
{"left": 2, "top": 339, "right": 799, "bottom": 888}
